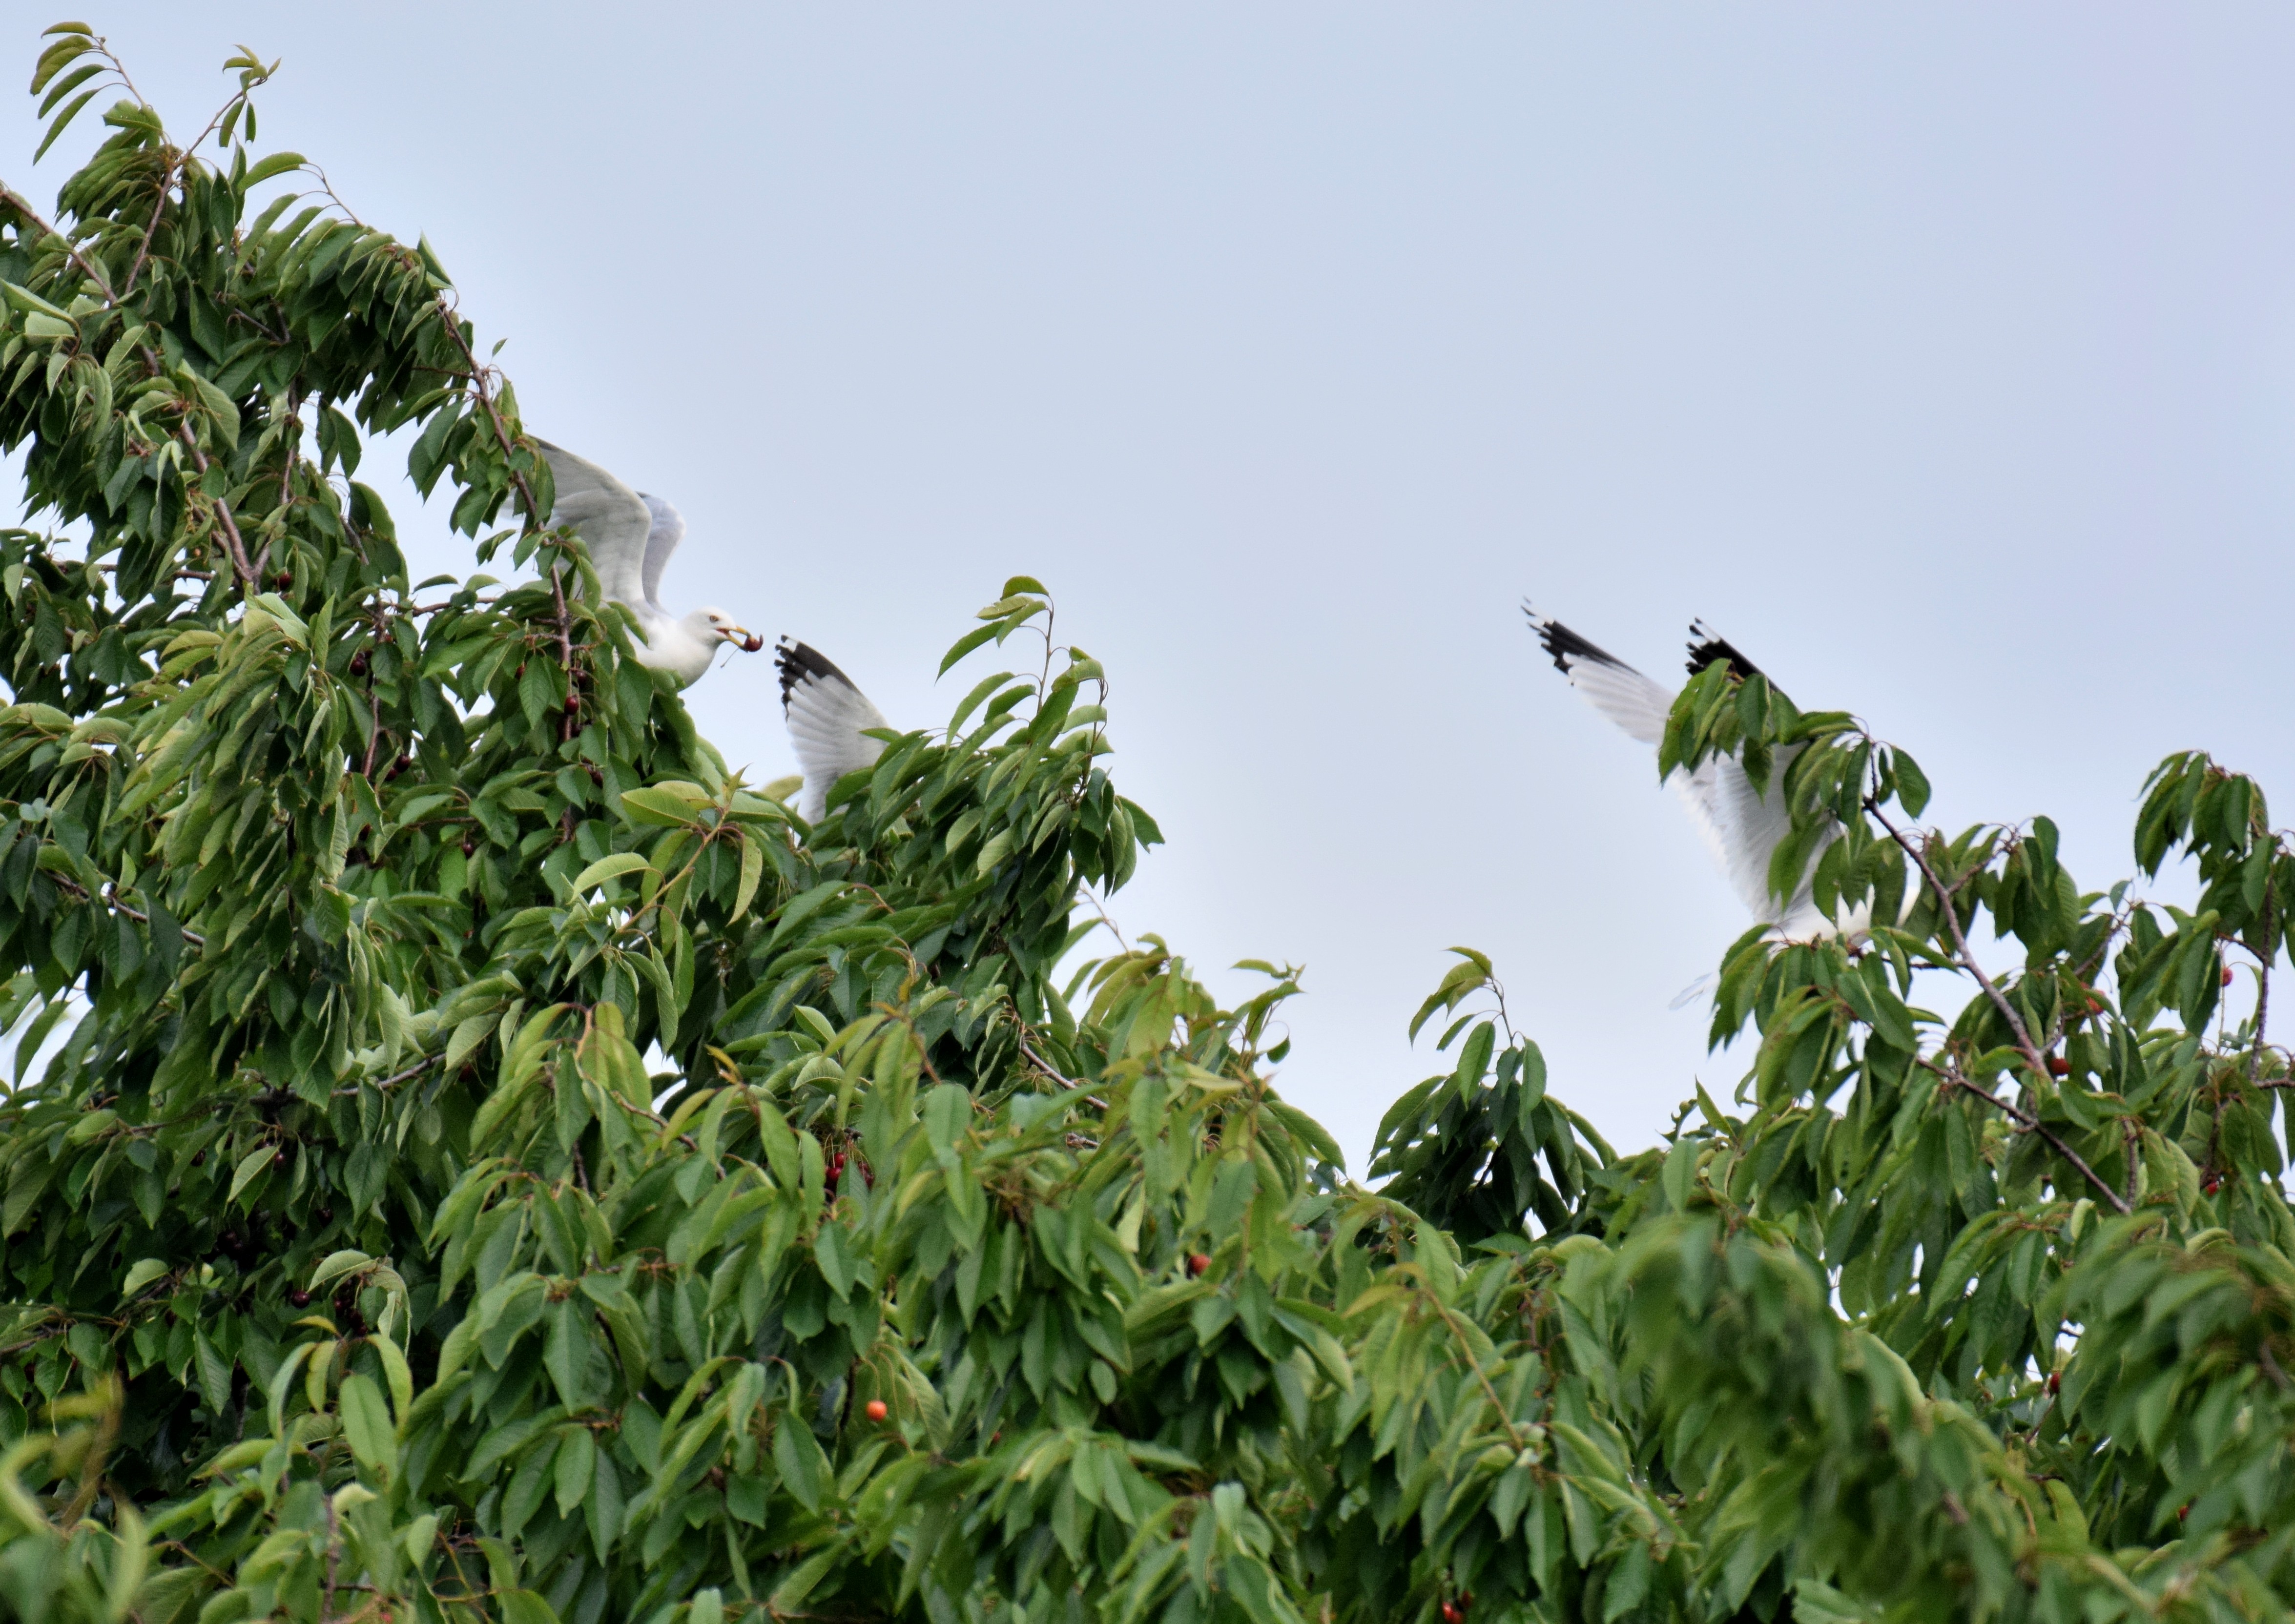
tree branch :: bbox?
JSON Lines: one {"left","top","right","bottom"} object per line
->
{"left": 432, "top": 301, "right": 579, "bottom": 740}
{"left": 1867, "top": 798, "right": 2055, "bottom": 1090}
{"left": 0, "top": 185, "right": 119, "bottom": 302}
{"left": 1914, "top": 1058, "right": 2130, "bottom": 1215}
{"left": 99, "top": 884, "right": 205, "bottom": 948}
{"left": 2250, "top": 889, "right": 2276, "bottom": 1089}
{"left": 174, "top": 424, "right": 258, "bottom": 589}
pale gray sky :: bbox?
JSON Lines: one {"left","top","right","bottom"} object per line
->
{"left": 12, "top": 6, "right": 2294, "bottom": 1167}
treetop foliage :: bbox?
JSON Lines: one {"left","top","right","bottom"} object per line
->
{"left": 0, "top": 24, "right": 2291, "bottom": 1624}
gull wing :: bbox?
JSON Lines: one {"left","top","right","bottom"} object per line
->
{"left": 1526, "top": 606, "right": 1738, "bottom": 896}
{"left": 638, "top": 494, "right": 685, "bottom": 613}
{"left": 1526, "top": 609, "right": 1676, "bottom": 745}
{"left": 776, "top": 640, "right": 890, "bottom": 823}
{"left": 538, "top": 441, "right": 651, "bottom": 609}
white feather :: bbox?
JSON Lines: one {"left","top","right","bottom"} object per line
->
{"left": 776, "top": 640, "right": 890, "bottom": 823}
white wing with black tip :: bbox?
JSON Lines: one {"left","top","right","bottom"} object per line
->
{"left": 1525, "top": 608, "right": 1675, "bottom": 744}
{"left": 776, "top": 639, "right": 890, "bottom": 823}
{"left": 538, "top": 441, "right": 652, "bottom": 610}
{"left": 1527, "top": 607, "right": 1735, "bottom": 884}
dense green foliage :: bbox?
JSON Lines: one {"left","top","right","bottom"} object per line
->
{"left": 0, "top": 25, "right": 2293, "bottom": 1624}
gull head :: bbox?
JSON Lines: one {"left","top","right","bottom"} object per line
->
{"left": 695, "top": 608, "right": 765, "bottom": 654}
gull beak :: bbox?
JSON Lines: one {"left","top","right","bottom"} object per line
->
{"left": 730, "top": 627, "right": 765, "bottom": 653}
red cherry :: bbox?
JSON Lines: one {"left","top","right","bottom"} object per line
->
{"left": 1187, "top": 1253, "right": 1210, "bottom": 1277}
{"left": 2045, "top": 1371, "right": 2059, "bottom": 1395}
{"left": 288, "top": 1289, "right": 311, "bottom": 1308}
{"left": 2046, "top": 1055, "right": 2068, "bottom": 1077}
{"left": 2223, "top": 966, "right": 2235, "bottom": 987}
{"left": 865, "top": 1399, "right": 888, "bottom": 1422}
{"left": 1442, "top": 1605, "right": 1461, "bottom": 1624}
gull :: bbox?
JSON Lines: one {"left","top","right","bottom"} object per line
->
{"left": 538, "top": 441, "right": 763, "bottom": 684}
{"left": 1526, "top": 607, "right": 1853, "bottom": 943}
{"left": 776, "top": 639, "right": 890, "bottom": 823}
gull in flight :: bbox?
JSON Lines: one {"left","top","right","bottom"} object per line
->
{"left": 538, "top": 441, "right": 764, "bottom": 684}
{"left": 1527, "top": 607, "right": 1855, "bottom": 943}
{"left": 776, "top": 640, "right": 890, "bottom": 823}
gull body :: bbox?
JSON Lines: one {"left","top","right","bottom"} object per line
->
{"left": 538, "top": 441, "right": 762, "bottom": 685}
{"left": 1527, "top": 609, "right": 1861, "bottom": 943}
{"left": 775, "top": 640, "right": 890, "bottom": 823}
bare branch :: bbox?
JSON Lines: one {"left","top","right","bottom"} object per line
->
{"left": 1867, "top": 797, "right": 2055, "bottom": 1090}
{"left": 2250, "top": 889, "right": 2276, "bottom": 1089}
{"left": 176, "top": 434, "right": 259, "bottom": 588}
{"left": 1915, "top": 1058, "right": 2130, "bottom": 1216}
{"left": 0, "top": 185, "right": 119, "bottom": 302}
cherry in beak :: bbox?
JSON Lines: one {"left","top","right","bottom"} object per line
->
{"left": 732, "top": 628, "right": 765, "bottom": 653}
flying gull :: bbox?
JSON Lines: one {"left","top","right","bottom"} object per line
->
{"left": 538, "top": 441, "right": 763, "bottom": 684}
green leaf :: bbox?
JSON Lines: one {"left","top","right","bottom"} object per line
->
{"left": 732, "top": 830, "right": 766, "bottom": 918}
{"left": 227, "top": 1145, "right": 273, "bottom": 1207}
{"left": 938, "top": 621, "right": 1002, "bottom": 676}
{"left": 620, "top": 785, "right": 707, "bottom": 827}
{"left": 338, "top": 1373, "right": 396, "bottom": 1482}
{"left": 239, "top": 150, "right": 306, "bottom": 188}
{"left": 308, "top": 1250, "right": 373, "bottom": 1290}
{"left": 32, "top": 88, "right": 99, "bottom": 161}
{"left": 553, "top": 1426, "right": 596, "bottom": 1516}
{"left": 570, "top": 851, "right": 652, "bottom": 894}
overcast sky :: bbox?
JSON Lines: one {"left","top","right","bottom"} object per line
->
{"left": 11, "top": 6, "right": 2294, "bottom": 1168}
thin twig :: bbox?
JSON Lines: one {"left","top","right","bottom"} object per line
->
{"left": 333, "top": 1056, "right": 434, "bottom": 1098}
{"left": 2249, "top": 891, "right": 2276, "bottom": 1089}
{"left": 1016, "top": 1033, "right": 1079, "bottom": 1090}
{"left": 5, "top": 172, "right": 254, "bottom": 593}
{"left": 1868, "top": 798, "right": 2055, "bottom": 1090}
{"left": 320, "top": 1487, "right": 342, "bottom": 1624}
{"left": 432, "top": 301, "right": 579, "bottom": 740}
{"left": 175, "top": 433, "right": 259, "bottom": 588}
{"left": 123, "top": 67, "right": 260, "bottom": 300}
{"left": 1424, "top": 1283, "right": 1535, "bottom": 1455}
{"left": 1914, "top": 1057, "right": 2130, "bottom": 1216}
{"left": 250, "top": 387, "right": 302, "bottom": 583}
{"left": 99, "top": 890, "right": 207, "bottom": 949}
{"left": 0, "top": 185, "right": 119, "bottom": 301}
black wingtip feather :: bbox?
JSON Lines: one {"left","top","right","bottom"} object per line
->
{"left": 774, "top": 638, "right": 853, "bottom": 711}
{"left": 1684, "top": 620, "right": 1766, "bottom": 682}
{"left": 1522, "top": 605, "right": 1635, "bottom": 677}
